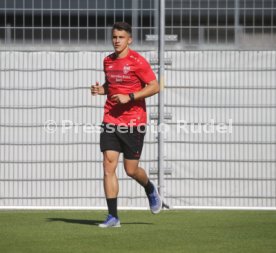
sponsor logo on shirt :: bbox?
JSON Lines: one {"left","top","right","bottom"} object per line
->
{"left": 107, "top": 73, "right": 131, "bottom": 83}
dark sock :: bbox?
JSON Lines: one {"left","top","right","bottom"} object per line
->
{"left": 144, "top": 180, "right": 154, "bottom": 195}
{"left": 106, "top": 198, "right": 118, "bottom": 218}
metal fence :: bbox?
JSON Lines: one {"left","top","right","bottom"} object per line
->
{"left": 0, "top": 0, "right": 275, "bottom": 210}
{"left": 1, "top": 0, "right": 275, "bottom": 48}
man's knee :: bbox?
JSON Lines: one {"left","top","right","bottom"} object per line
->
{"left": 103, "top": 152, "right": 119, "bottom": 176}
{"left": 103, "top": 157, "right": 115, "bottom": 167}
{"left": 124, "top": 159, "right": 140, "bottom": 178}
{"left": 125, "top": 165, "right": 139, "bottom": 178}
{"left": 125, "top": 169, "right": 134, "bottom": 178}
{"left": 103, "top": 159, "right": 116, "bottom": 175}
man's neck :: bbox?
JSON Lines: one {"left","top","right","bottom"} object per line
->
{"left": 116, "top": 47, "right": 130, "bottom": 59}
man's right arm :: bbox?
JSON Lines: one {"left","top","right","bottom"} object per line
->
{"left": 91, "top": 82, "right": 108, "bottom": 96}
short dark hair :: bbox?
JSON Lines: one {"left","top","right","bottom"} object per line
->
{"left": 112, "top": 22, "right": 132, "bottom": 36}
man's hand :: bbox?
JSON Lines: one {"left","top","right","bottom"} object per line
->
{"left": 111, "top": 94, "right": 131, "bottom": 104}
{"left": 91, "top": 82, "right": 105, "bottom": 95}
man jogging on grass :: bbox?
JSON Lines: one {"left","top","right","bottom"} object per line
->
{"left": 91, "top": 22, "right": 162, "bottom": 228}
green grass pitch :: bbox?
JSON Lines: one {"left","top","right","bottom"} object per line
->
{"left": 0, "top": 210, "right": 276, "bottom": 253}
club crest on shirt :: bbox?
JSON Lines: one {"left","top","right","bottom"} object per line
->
{"left": 123, "top": 65, "right": 130, "bottom": 74}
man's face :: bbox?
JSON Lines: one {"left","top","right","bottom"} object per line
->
{"left": 112, "top": 29, "right": 132, "bottom": 54}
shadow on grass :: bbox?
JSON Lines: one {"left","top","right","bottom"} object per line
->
{"left": 47, "top": 218, "right": 153, "bottom": 226}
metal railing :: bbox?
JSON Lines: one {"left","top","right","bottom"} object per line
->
{"left": 0, "top": 0, "right": 275, "bottom": 210}
{"left": 0, "top": 0, "right": 275, "bottom": 48}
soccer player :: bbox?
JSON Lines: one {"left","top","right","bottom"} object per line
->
{"left": 91, "top": 22, "right": 162, "bottom": 228}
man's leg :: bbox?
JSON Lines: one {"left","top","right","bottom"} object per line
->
{"left": 124, "top": 159, "right": 148, "bottom": 186}
{"left": 99, "top": 150, "right": 121, "bottom": 228}
{"left": 124, "top": 159, "right": 162, "bottom": 214}
{"left": 103, "top": 150, "right": 120, "bottom": 216}
{"left": 103, "top": 151, "right": 120, "bottom": 197}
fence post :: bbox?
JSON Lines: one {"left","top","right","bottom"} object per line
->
{"left": 158, "top": 0, "right": 165, "bottom": 200}
{"left": 131, "top": 0, "right": 138, "bottom": 43}
{"left": 235, "top": 0, "right": 240, "bottom": 45}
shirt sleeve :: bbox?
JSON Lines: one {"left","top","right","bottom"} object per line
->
{"left": 103, "top": 57, "right": 107, "bottom": 73}
{"left": 135, "top": 57, "right": 156, "bottom": 84}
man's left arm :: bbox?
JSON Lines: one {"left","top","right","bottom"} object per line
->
{"left": 111, "top": 79, "right": 159, "bottom": 104}
{"left": 131, "top": 79, "right": 159, "bottom": 100}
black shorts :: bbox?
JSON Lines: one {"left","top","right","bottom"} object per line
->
{"left": 100, "top": 123, "right": 146, "bottom": 160}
